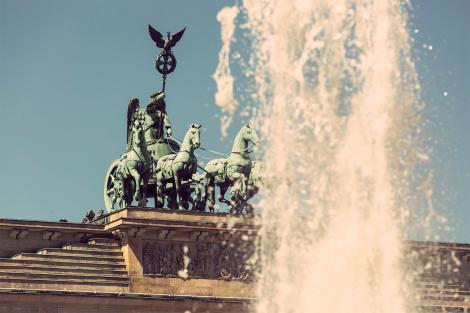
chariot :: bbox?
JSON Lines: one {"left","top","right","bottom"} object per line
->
{"left": 103, "top": 101, "right": 260, "bottom": 214}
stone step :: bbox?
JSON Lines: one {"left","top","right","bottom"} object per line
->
{"left": 421, "top": 293, "right": 469, "bottom": 302}
{"left": 419, "top": 276, "right": 440, "bottom": 282}
{"left": 85, "top": 242, "right": 121, "bottom": 249}
{"left": 421, "top": 288, "right": 470, "bottom": 296}
{"left": 62, "top": 242, "right": 121, "bottom": 252}
{"left": 0, "top": 276, "right": 128, "bottom": 287}
{"left": 0, "top": 258, "right": 126, "bottom": 270}
{"left": 11, "top": 253, "right": 124, "bottom": 265}
{"left": 419, "top": 283, "right": 461, "bottom": 288}
{"left": 417, "top": 278, "right": 461, "bottom": 287}
{"left": 420, "top": 296, "right": 469, "bottom": 304}
{"left": 421, "top": 291, "right": 463, "bottom": 298}
{"left": 420, "top": 288, "right": 462, "bottom": 294}
{"left": 87, "top": 238, "right": 120, "bottom": 246}
{"left": 37, "top": 247, "right": 122, "bottom": 258}
{"left": 0, "top": 263, "right": 127, "bottom": 276}
{"left": 418, "top": 283, "right": 461, "bottom": 292}
{"left": 0, "top": 280, "right": 128, "bottom": 293}
{"left": 417, "top": 280, "right": 460, "bottom": 286}
{"left": 0, "top": 271, "right": 128, "bottom": 283}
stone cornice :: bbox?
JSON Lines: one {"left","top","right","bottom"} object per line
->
{"left": 0, "top": 209, "right": 259, "bottom": 236}
{"left": 0, "top": 218, "right": 104, "bottom": 233}
{"left": 103, "top": 208, "right": 259, "bottom": 236}
{"left": 408, "top": 240, "right": 470, "bottom": 251}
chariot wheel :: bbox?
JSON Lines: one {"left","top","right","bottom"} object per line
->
{"left": 104, "top": 160, "right": 128, "bottom": 212}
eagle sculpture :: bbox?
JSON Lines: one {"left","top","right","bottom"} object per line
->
{"left": 148, "top": 25, "right": 186, "bottom": 53}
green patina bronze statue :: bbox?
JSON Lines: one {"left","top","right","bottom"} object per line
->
{"left": 155, "top": 123, "right": 201, "bottom": 210}
{"left": 104, "top": 117, "right": 262, "bottom": 213}
{"left": 104, "top": 92, "right": 179, "bottom": 211}
{"left": 204, "top": 125, "right": 259, "bottom": 214}
{"left": 127, "top": 93, "right": 177, "bottom": 161}
{"left": 101, "top": 25, "right": 263, "bottom": 215}
{"left": 104, "top": 113, "right": 151, "bottom": 210}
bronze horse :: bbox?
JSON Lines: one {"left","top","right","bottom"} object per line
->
{"left": 104, "top": 119, "right": 151, "bottom": 211}
{"left": 204, "top": 125, "right": 259, "bottom": 213}
{"left": 155, "top": 124, "right": 201, "bottom": 210}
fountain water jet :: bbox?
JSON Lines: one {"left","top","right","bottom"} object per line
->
{"left": 214, "top": 1, "right": 429, "bottom": 312}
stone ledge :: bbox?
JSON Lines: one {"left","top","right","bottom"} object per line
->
{"left": 0, "top": 287, "right": 255, "bottom": 303}
{"left": 0, "top": 288, "right": 253, "bottom": 313}
{"left": 408, "top": 240, "right": 470, "bottom": 251}
{"left": 105, "top": 208, "right": 259, "bottom": 230}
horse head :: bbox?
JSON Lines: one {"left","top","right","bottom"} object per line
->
{"left": 129, "top": 118, "right": 152, "bottom": 167}
{"left": 129, "top": 119, "right": 142, "bottom": 149}
{"left": 129, "top": 118, "right": 145, "bottom": 148}
{"left": 184, "top": 123, "right": 201, "bottom": 151}
{"left": 241, "top": 124, "right": 259, "bottom": 146}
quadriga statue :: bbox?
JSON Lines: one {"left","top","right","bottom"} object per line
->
{"left": 101, "top": 26, "right": 264, "bottom": 214}
{"left": 103, "top": 95, "right": 261, "bottom": 214}
{"left": 204, "top": 124, "right": 259, "bottom": 213}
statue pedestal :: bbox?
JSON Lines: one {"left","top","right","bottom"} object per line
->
{"left": 105, "top": 208, "right": 258, "bottom": 297}
{"left": 0, "top": 209, "right": 258, "bottom": 312}
{"left": 1, "top": 210, "right": 468, "bottom": 312}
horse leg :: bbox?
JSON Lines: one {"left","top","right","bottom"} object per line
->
{"left": 123, "top": 176, "right": 133, "bottom": 208}
{"left": 116, "top": 196, "right": 124, "bottom": 210}
{"left": 154, "top": 167, "right": 164, "bottom": 208}
{"left": 193, "top": 182, "right": 206, "bottom": 212}
{"left": 180, "top": 185, "right": 190, "bottom": 210}
{"left": 236, "top": 174, "right": 251, "bottom": 214}
{"left": 168, "top": 193, "right": 178, "bottom": 210}
{"left": 238, "top": 174, "right": 248, "bottom": 200}
{"left": 129, "top": 167, "right": 141, "bottom": 202}
{"left": 219, "top": 182, "right": 231, "bottom": 206}
{"left": 155, "top": 179, "right": 164, "bottom": 208}
{"left": 139, "top": 172, "right": 148, "bottom": 207}
{"left": 206, "top": 176, "right": 216, "bottom": 212}
{"left": 218, "top": 183, "right": 227, "bottom": 202}
{"left": 166, "top": 181, "right": 178, "bottom": 210}
{"left": 246, "top": 185, "right": 259, "bottom": 202}
{"left": 173, "top": 169, "right": 182, "bottom": 210}
{"left": 229, "top": 177, "right": 245, "bottom": 214}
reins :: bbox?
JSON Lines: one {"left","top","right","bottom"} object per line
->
{"left": 153, "top": 133, "right": 256, "bottom": 178}
{"left": 159, "top": 137, "right": 210, "bottom": 175}
{"left": 167, "top": 134, "right": 254, "bottom": 157}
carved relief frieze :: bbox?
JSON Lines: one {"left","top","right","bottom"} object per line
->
{"left": 142, "top": 239, "right": 256, "bottom": 281}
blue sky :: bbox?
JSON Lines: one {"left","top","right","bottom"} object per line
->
{"left": 0, "top": 1, "right": 468, "bottom": 242}
{"left": 410, "top": 0, "right": 470, "bottom": 242}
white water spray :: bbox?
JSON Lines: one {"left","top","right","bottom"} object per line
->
{"left": 213, "top": 6, "right": 239, "bottom": 137}
{"left": 214, "top": 0, "right": 433, "bottom": 312}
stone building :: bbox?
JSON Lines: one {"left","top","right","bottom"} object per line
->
{"left": 0, "top": 208, "right": 468, "bottom": 312}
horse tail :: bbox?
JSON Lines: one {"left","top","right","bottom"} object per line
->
{"left": 205, "top": 172, "right": 216, "bottom": 208}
